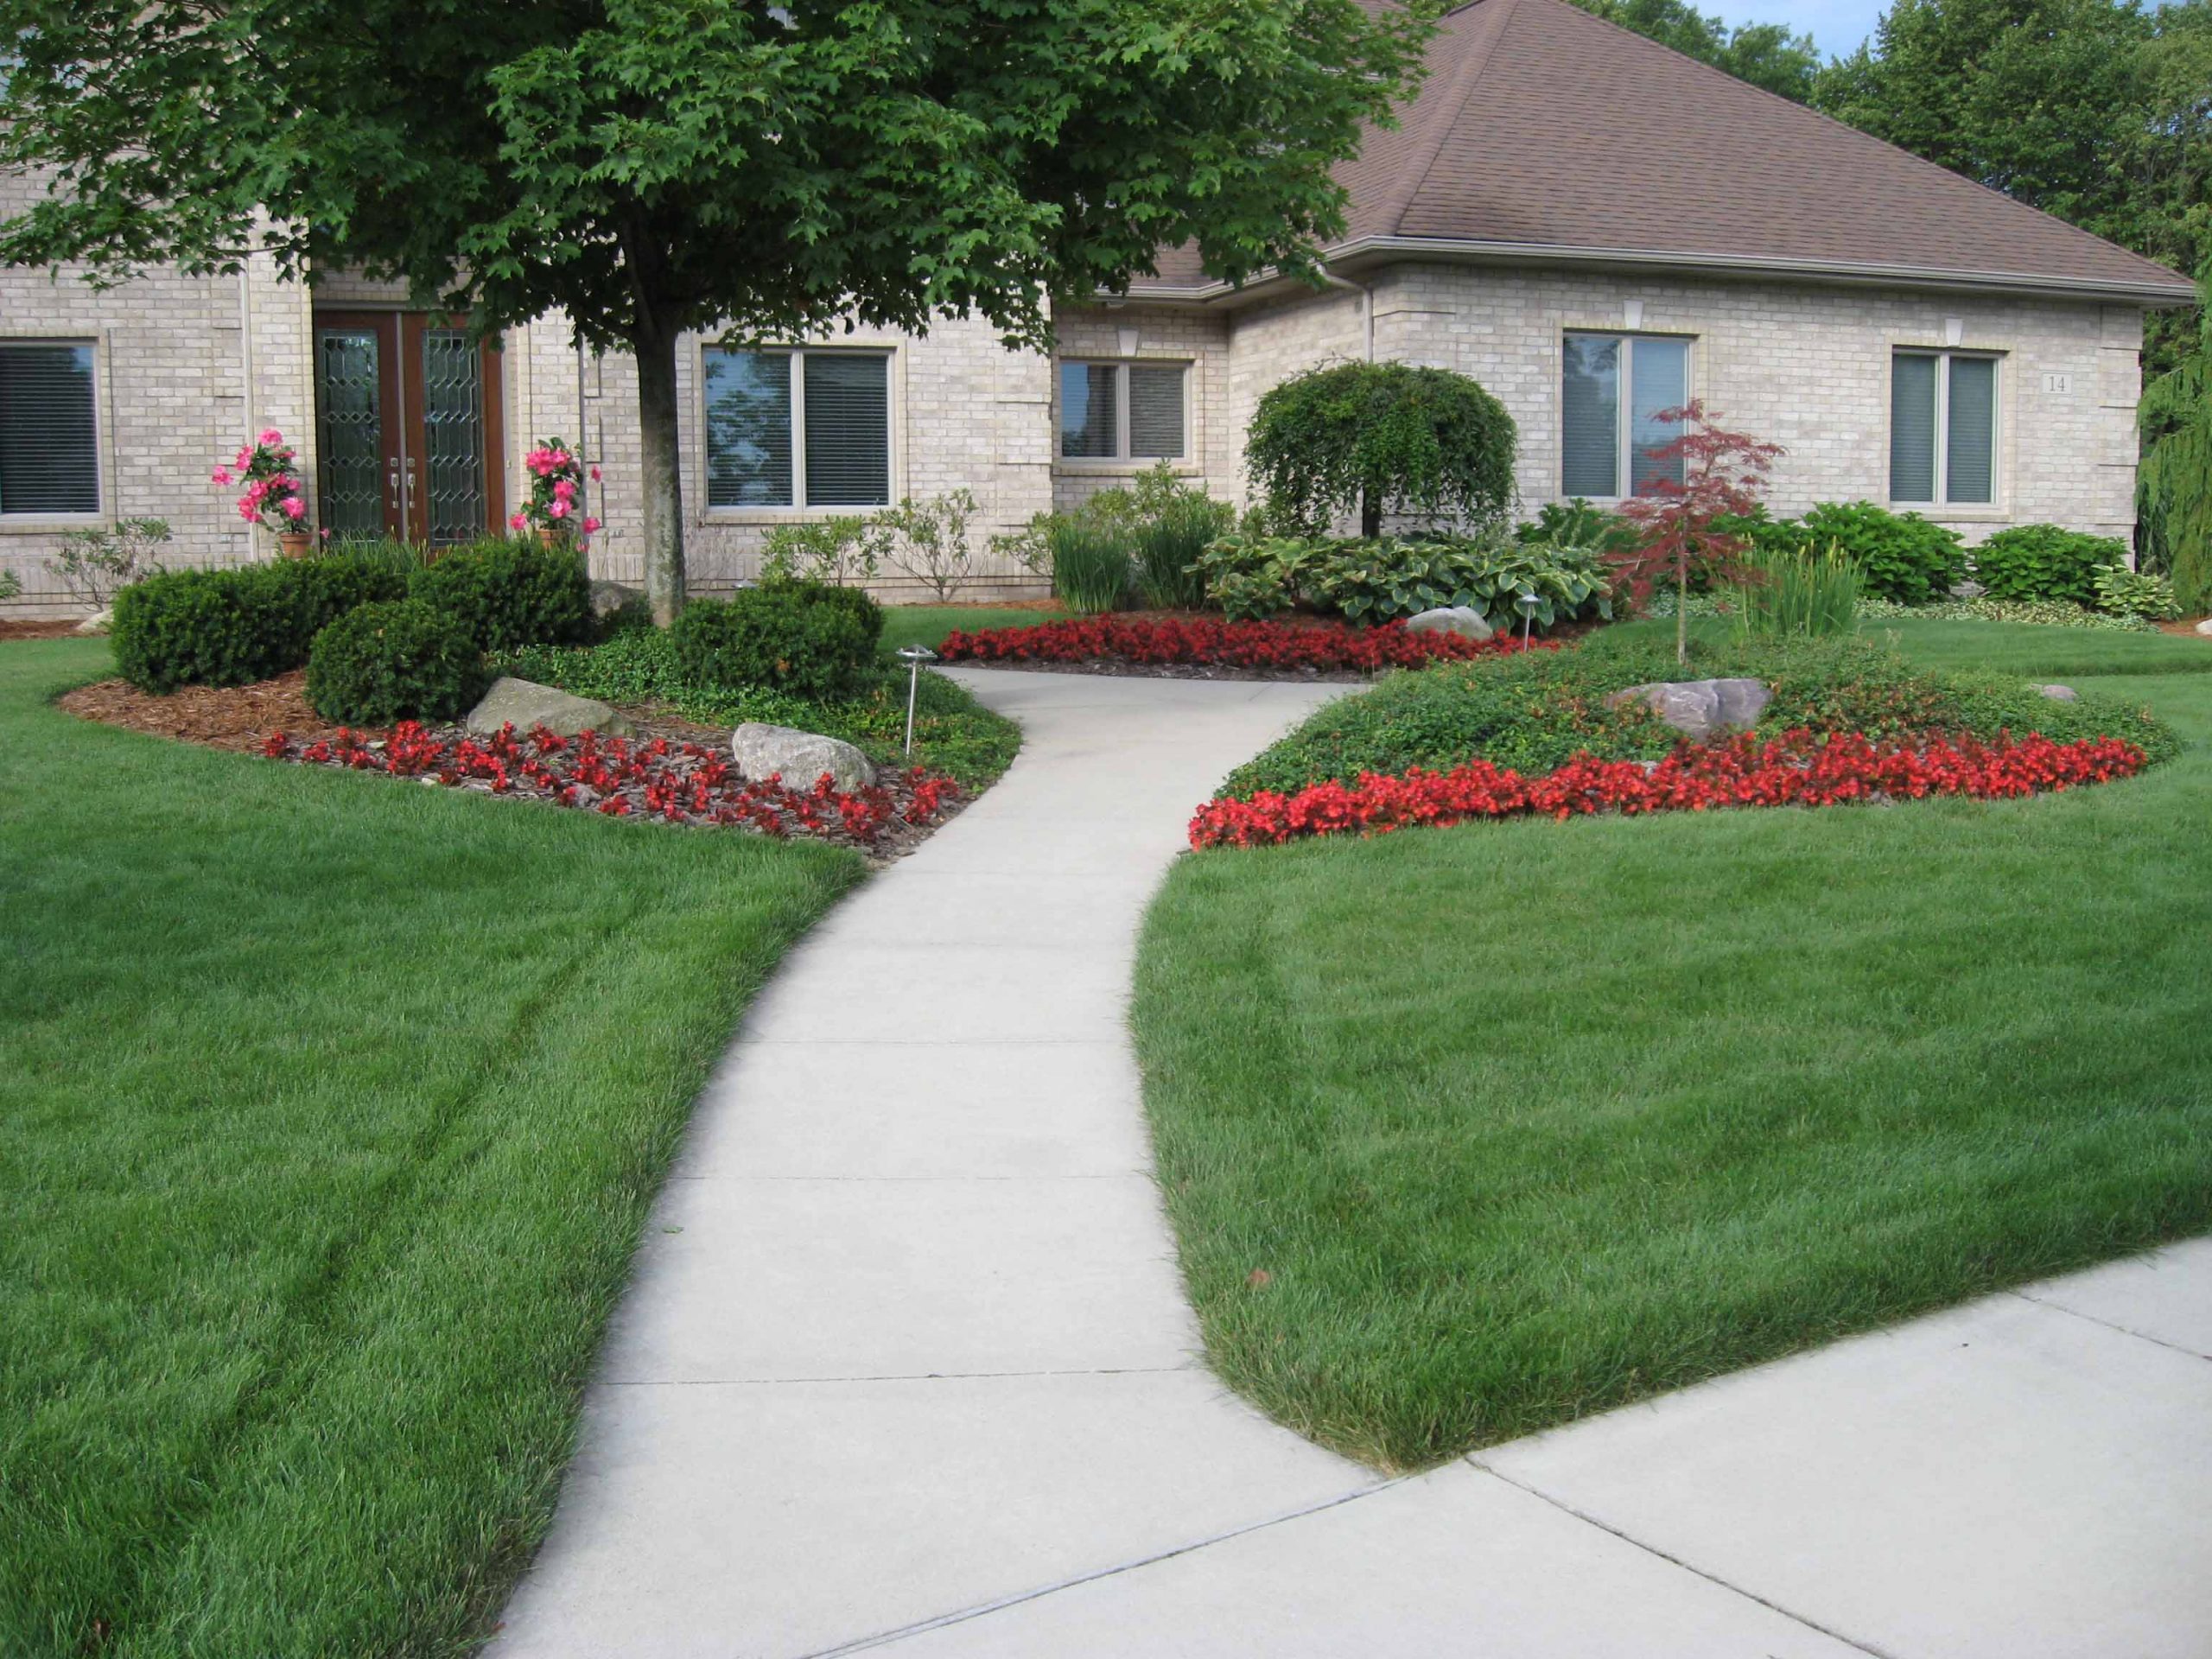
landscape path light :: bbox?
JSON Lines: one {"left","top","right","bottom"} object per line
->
{"left": 1515, "top": 588, "right": 1541, "bottom": 650}
{"left": 898, "top": 644, "right": 938, "bottom": 757}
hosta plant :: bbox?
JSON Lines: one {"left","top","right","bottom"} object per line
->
{"left": 2091, "top": 563, "right": 2182, "bottom": 620}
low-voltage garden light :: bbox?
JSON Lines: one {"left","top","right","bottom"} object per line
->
{"left": 1514, "top": 588, "right": 1541, "bottom": 649}
{"left": 898, "top": 644, "right": 937, "bottom": 756}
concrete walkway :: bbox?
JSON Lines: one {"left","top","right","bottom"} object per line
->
{"left": 491, "top": 669, "right": 2212, "bottom": 1659}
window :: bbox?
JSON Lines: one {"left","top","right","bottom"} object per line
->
{"left": 702, "top": 347, "right": 891, "bottom": 508}
{"left": 0, "top": 341, "right": 99, "bottom": 516}
{"left": 1562, "top": 333, "right": 1689, "bottom": 499}
{"left": 1891, "top": 351, "right": 1996, "bottom": 506}
{"left": 1059, "top": 360, "right": 1186, "bottom": 461}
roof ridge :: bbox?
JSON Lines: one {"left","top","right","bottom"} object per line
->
{"left": 1375, "top": 0, "right": 1521, "bottom": 239}
{"left": 1511, "top": 0, "right": 2188, "bottom": 290}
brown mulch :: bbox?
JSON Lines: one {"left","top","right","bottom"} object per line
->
{"left": 58, "top": 671, "right": 354, "bottom": 753}
{"left": 0, "top": 619, "right": 87, "bottom": 640}
{"left": 2155, "top": 618, "right": 2212, "bottom": 638}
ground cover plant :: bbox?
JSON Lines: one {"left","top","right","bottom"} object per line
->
{"left": 1135, "top": 626, "right": 2212, "bottom": 1470}
{"left": 1194, "top": 531, "right": 1612, "bottom": 630}
{"left": 935, "top": 613, "right": 1552, "bottom": 675}
{"left": 0, "top": 639, "right": 857, "bottom": 1656}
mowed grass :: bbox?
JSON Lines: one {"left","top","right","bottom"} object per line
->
{"left": 880, "top": 604, "right": 1064, "bottom": 654}
{"left": 0, "top": 639, "right": 860, "bottom": 1656}
{"left": 1135, "top": 624, "right": 2212, "bottom": 1471}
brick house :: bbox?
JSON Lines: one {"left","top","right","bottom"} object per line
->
{"left": 0, "top": 0, "right": 2193, "bottom": 612}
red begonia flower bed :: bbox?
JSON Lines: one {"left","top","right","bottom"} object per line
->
{"left": 260, "top": 722, "right": 958, "bottom": 851}
{"left": 1189, "top": 728, "right": 2148, "bottom": 849}
{"left": 936, "top": 614, "right": 1552, "bottom": 673}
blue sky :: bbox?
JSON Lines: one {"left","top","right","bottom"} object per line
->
{"left": 1709, "top": 0, "right": 1888, "bottom": 57}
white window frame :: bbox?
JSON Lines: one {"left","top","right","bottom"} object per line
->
{"left": 697, "top": 342, "right": 896, "bottom": 514}
{"left": 0, "top": 334, "right": 106, "bottom": 528}
{"left": 1889, "top": 348, "right": 2002, "bottom": 510}
{"left": 1056, "top": 359, "right": 1192, "bottom": 465}
{"left": 1559, "top": 331, "right": 1695, "bottom": 504}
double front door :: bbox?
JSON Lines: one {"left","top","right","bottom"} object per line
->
{"left": 313, "top": 311, "right": 506, "bottom": 545}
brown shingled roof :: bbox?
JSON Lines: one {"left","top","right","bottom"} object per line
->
{"left": 1132, "top": 0, "right": 2194, "bottom": 302}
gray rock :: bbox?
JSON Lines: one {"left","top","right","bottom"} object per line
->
{"left": 2196, "top": 618, "right": 2212, "bottom": 637}
{"left": 73, "top": 607, "right": 112, "bottom": 636}
{"left": 590, "top": 579, "right": 647, "bottom": 618}
{"left": 465, "top": 676, "right": 633, "bottom": 738}
{"left": 1605, "top": 677, "right": 1771, "bottom": 742}
{"left": 1948, "top": 580, "right": 1987, "bottom": 600}
{"left": 730, "top": 722, "right": 874, "bottom": 792}
{"left": 1402, "top": 605, "right": 1494, "bottom": 641}
{"left": 2037, "top": 683, "right": 2080, "bottom": 702}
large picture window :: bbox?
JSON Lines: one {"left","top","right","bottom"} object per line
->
{"left": 0, "top": 341, "right": 99, "bottom": 516}
{"left": 1891, "top": 350, "right": 1996, "bottom": 506}
{"left": 1059, "top": 360, "right": 1187, "bottom": 461}
{"left": 702, "top": 347, "right": 891, "bottom": 508}
{"left": 1562, "top": 333, "right": 1689, "bottom": 499}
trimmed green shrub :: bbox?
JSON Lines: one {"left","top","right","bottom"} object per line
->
{"left": 1247, "top": 361, "right": 1517, "bottom": 537}
{"left": 1048, "top": 520, "right": 1134, "bottom": 614}
{"left": 305, "top": 599, "right": 490, "bottom": 725}
{"left": 669, "top": 586, "right": 878, "bottom": 700}
{"left": 1972, "top": 524, "right": 2127, "bottom": 606}
{"left": 760, "top": 576, "right": 884, "bottom": 649}
{"left": 1746, "top": 502, "right": 1967, "bottom": 605}
{"left": 1194, "top": 531, "right": 1612, "bottom": 630}
{"left": 111, "top": 552, "right": 411, "bottom": 692}
{"left": 408, "top": 536, "right": 594, "bottom": 652}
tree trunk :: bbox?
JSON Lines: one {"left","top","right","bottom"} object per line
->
{"left": 1676, "top": 548, "right": 1689, "bottom": 664}
{"left": 633, "top": 322, "right": 686, "bottom": 626}
{"left": 1359, "top": 487, "right": 1382, "bottom": 539}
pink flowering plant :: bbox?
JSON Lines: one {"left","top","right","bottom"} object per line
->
{"left": 510, "top": 438, "right": 603, "bottom": 541}
{"left": 212, "top": 429, "right": 309, "bottom": 533}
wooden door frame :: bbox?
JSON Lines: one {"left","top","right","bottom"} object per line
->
{"left": 312, "top": 310, "right": 405, "bottom": 539}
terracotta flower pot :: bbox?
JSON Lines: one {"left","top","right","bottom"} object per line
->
{"left": 277, "top": 531, "right": 312, "bottom": 559}
{"left": 536, "top": 526, "right": 569, "bottom": 550}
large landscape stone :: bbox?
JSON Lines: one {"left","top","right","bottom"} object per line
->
{"left": 731, "top": 722, "right": 875, "bottom": 792}
{"left": 1402, "top": 606, "right": 1494, "bottom": 641}
{"left": 590, "top": 579, "right": 647, "bottom": 618}
{"left": 1605, "top": 677, "right": 1770, "bottom": 743}
{"left": 2038, "top": 683, "right": 2080, "bottom": 702}
{"left": 73, "top": 607, "right": 112, "bottom": 636}
{"left": 2196, "top": 618, "right": 2212, "bottom": 637}
{"left": 465, "top": 676, "right": 633, "bottom": 738}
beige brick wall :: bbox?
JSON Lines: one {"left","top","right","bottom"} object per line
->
{"left": 1049, "top": 305, "right": 1236, "bottom": 515}
{"left": 1359, "top": 264, "right": 2141, "bottom": 543}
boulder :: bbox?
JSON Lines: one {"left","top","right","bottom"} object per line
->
{"left": 2037, "top": 683, "right": 2080, "bottom": 702}
{"left": 1606, "top": 677, "right": 1771, "bottom": 743}
{"left": 589, "top": 579, "right": 647, "bottom": 617}
{"left": 465, "top": 676, "right": 633, "bottom": 738}
{"left": 1948, "top": 580, "right": 1987, "bottom": 600}
{"left": 73, "top": 607, "right": 112, "bottom": 636}
{"left": 730, "top": 722, "right": 874, "bottom": 792}
{"left": 2196, "top": 618, "right": 2212, "bottom": 637}
{"left": 1402, "top": 605, "right": 1494, "bottom": 641}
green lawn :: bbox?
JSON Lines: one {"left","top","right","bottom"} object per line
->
{"left": 880, "top": 603, "right": 1063, "bottom": 653}
{"left": 0, "top": 639, "right": 860, "bottom": 1656}
{"left": 1634, "top": 612, "right": 2212, "bottom": 678}
{"left": 1135, "top": 624, "right": 2212, "bottom": 1471}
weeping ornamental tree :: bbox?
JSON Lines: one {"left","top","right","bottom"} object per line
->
{"left": 1245, "top": 360, "right": 1516, "bottom": 537}
{"left": 2139, "top": 270, "right": 2212, "bottom": 611}
{"left": 0, "top": 0, "right": 1433, "bottom": 625}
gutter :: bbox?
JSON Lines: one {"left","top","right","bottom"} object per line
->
{"left": 1118, "top": 235, "right": 2200, "bottom": 310}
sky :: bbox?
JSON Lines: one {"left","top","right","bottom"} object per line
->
{"left": 1707, "top": 0, "right": 1889, "bottom": 57}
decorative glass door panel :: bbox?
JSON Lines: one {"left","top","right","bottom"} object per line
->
{"left": 313, "top": 310, "right": 505, "bottom": 546}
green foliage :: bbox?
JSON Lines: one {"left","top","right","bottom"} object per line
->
{"left": 994, "top": 464, "right": 1234, "bottom": 613}
{"left": 2139, "top": 321, "right": 2212, "bottom": 609}
{"left": 406, "top": 536, "right": 594, "bottom": 652}
{"left": 111, "top": 553, "right": 411, "bottom": 692}
{"left": 668, "top": 586, "right": 879, "bottom": 701}
{"left": 760, "top": 516, "right": 887, "bottom": 588}
{"left": 1246, "top": 361, "right": 1518, "bottom": 537}
{"left": 304, "top": 599, "right": 490, "bottom": 725}
{"left": 1970, "top": 524, "right": 2126, "bottom": 605}
{"left": 1196, "top": 532, "right": 1615, "bottom": 630}
{"left": 0, "top": 570, "right": 18, "bottom": 601}
{"left": 1732, "top": 540, "right": 1862, "bottom": 639}
{"left": 2091, "top": 563, "right": 2183, "bottom": 620}
{"left": 1133, "top": 491, "right": 1236, "bottom": 610}
{"left": 1225, "top": 630, "right": 2177, "bottom": 798}
{"left": 52, "top": 518, "right": 170, "bottom": 605}
{"left": 1745, "top": 501, "right": 1967, "bottom": 606}
{"left": 1858, "top": 594, "right": 2159, "bottom": 632}
{"left": 1573, "top": 0, "right": 1821, "bottom": 100}
{"left": 1515, "top": 499, "right": 1642, "bottom": 559}
{"left": 1047, "top": 521, "right": 1134, "bottom": 615}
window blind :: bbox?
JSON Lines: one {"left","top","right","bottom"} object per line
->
{"left": 1059, "top": 363, "right": 1116, "bottom": 459}
{"left": 1560, "top": 335, "right": 1620, "bottom": 499}
{"left": 703, "top": 349, "right": 793, "bottom": 506}
{"left": 0, "top": 342, "right": 99, "bottom": 516}
{"left": 1629, "top": 337, "right": 1688, "bottom": 495}
{"left": 1128, "top": 365, "right": 1186, "bottom": 459}
{"left": 1890, "top": 353, "right": 1938, "bottom": 504}
{"left": 804, "top": 353, "right": 890, "bottom": 506}
{"left": 1945, "top": 356, "right": 1995, "bottom": 505}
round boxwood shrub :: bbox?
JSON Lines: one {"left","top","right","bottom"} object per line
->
{"left": 1247, "top": 361, "right": 1517, "bottom": 537}
{"left": 1741, "top": 501, "right": 1966, "bottom": 606}
{"left": 1971, "top": 524, "right": 2127, "bottom": 606}
{"left": 111, "top": 551, "right": 412, "bottom": 692}
{"left": 669, "top": 586, "right": 879, "bottom": 701}
{"left": 306, "top": 599, "right": 491, "bottom": 726}
{"left": 409, "top": 535, "right": 594, "bottom": 652}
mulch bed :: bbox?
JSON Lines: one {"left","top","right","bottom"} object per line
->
{"left": 0, "top": 619, "right": 91, "bottom": 641}
{"left": 59, "top": 673, "right": 967, "bottom": 859}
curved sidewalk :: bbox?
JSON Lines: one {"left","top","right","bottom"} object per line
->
{"left": 492, "top": 668, "right": 2212, "bottom": 1659}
